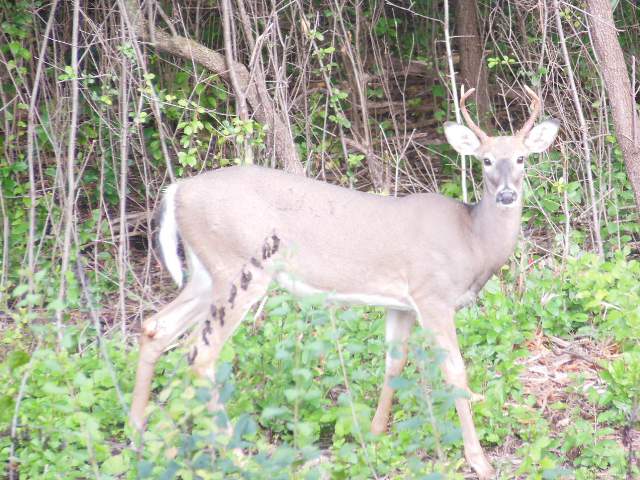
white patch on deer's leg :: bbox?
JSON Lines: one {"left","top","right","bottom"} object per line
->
{"left": 384, "top": 312, "right": 414, "bottom": 369}
{"left": 142, "top": 250, "right": 212, "bottom": 339}
{"left": 371, "top": 310, "right": 414, "bottom": 434}
{"left": 186, "top": 247, "right": 213, "bottom": 288}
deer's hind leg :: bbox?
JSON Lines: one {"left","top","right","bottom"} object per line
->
{"left": 189, "top": 265, "right": 272, "bottom": 415}
{"left": 131, "top": 253, "right": 213, "bottom": 430}
{"left": 371, "top": 309, "right": 415, "bottom": 434}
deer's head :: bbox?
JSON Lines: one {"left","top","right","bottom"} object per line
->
{"left": 444, "top": 87, "right": 559, "bottom": 208}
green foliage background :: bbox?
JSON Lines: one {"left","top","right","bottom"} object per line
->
{"left": 1, "top": 0, "right": 640, "bottom": 478}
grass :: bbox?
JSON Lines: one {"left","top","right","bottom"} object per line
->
{"left": 1, "top": 252, "right": 639, "bottom": 479}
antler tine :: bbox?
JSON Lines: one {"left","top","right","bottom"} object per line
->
{"left": 517, "top": 85, "right": 542, "bottom": 137}
{"left": 459, "top": 86, "right": 489, "bottom": 142}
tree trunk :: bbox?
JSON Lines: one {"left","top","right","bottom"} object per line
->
{"left": 586, "top": 0, "right": 640, "bottom": 211}
{"left": 455, "top": 0, "right": 490, "bottom": 121}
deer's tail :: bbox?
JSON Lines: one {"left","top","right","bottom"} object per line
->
{"left": 158, "top": 183, "right": 184, "bottom": 288}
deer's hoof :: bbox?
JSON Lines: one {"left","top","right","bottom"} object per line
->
{"left": 468, "top": 454, "right": 495, "bottom": 479}
{"left": 129, "top": 411, "right": 147, "bottom": 434}
{"left": 370, "top": 416, "right": 388, "bottom": 435}
{"left": 469, "top": 390, "right": 486, "bottom": 403}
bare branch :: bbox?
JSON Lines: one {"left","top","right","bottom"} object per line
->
{"left": 126, "top": 0, "right": 303, "bottom": 174}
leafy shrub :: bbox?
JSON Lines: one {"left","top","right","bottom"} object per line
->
{"left": 2, "top": 254, "right": 639, "bottom": 478}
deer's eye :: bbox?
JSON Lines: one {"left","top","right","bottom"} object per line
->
{"left": 483, "top": 158, "right": 492, "bottom": 167}
{"left": 516, "top": 156, "right": 525, "bottom": 164}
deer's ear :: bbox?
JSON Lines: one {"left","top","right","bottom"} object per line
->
{"left": 524, "top": 119, "right": 560, "bottom": 153}
{"left": 444, "top": 122, "right": 481, "bottom": 155}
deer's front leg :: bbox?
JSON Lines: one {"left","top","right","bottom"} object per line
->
{"left": 371, "top": 310, "right": 414, "bottom": 434}
{"left": 417, "top": 302, "right": 495, "bottom": 480}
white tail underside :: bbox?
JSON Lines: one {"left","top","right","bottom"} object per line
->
{"left": 158, "top": 183, "right": 183, "bottom": 288}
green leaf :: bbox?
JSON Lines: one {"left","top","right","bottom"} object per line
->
{"left": 284, "top": 388, "right": 304, "bottom": 402}
{"left": 101, "top": 453, "right": 129, "bottom": 475}
{"left": 388, "top": 376, "right": 411, "bottom": 390}
{"left": 431, "top": 84, "right": 446, "bottom": 98}
{"left": 261, "top": 406, "right": 290, "bottom": 420}
{"left": 12, "top": 283, "right": 28, "bottom": 297}
{"left": 42, "top": 382, "right": 67, "bottom": 395}
{"left": 423, "top": 473, "right": 445, "bottom": 480}
{"left": 216, "top": 362, "right": 233, "bottom": 383}
{"left": 48, "top": 298, "right": 66, "bottom": 312}
{"left": 77, "top": 389, "right": 95, "bottom": 408}
{"left": 7, "top": 350, "right": 30, "bottom": 370}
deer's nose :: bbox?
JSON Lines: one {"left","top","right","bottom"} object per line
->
{"left": 496, "top": 189, "right": 517, "bottom": 205}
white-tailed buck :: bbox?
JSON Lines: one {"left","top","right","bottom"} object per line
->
{"left": 131, "top": 86, "right": 559, "bottom": 478}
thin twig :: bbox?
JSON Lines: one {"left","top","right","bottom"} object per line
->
{"left": 443, "top": 0, "right": 468, "bottom": 202}
{"left": 55, "top": 0, "right": 82, "bottom": 346}
{"left": 118, "top": 9, "right": 131, "bottom": 336}
{"left": 222, "top": 0, "right": 253, "bottom": 164}
{"left": 553, "top": 0, "right": 603, "bottom": 258}
{"left": 74, "top": 253, "right": 128, "bottom": 413}
{"left": 25, "top": 0, "right": 59, "bottom": 303}
{"left": 328, "top": 307, "right": 380, "bottom": 480}
{"left": 8, "top": 343, "right": 38, "bottom": 480}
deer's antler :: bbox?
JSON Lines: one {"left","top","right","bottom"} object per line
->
{"left": 459, "top": 86, "right": 489, "bottom": 142}
{"left": 517, "top": 85, "right": 541, "bottom": 137}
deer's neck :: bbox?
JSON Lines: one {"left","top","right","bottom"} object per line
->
{"left": 471, "top": 192, "right": 522, "bottom": 270}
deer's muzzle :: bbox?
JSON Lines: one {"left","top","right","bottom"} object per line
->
{"left": 496, "top": 189, "right": 517, "bottom": 206}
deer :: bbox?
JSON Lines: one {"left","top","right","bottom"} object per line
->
{"left": 130, "top": 86, "right": 559, "bottom": 479}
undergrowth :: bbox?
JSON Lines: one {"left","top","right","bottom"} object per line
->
{"left": 1, "top": 253, "right": 639, "bottom": 479}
